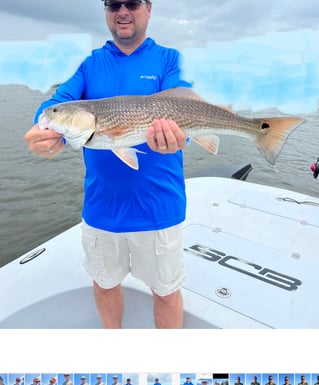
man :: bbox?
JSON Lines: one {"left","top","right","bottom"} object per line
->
{"left": 234, "top": 378, "right": 243, "bottom": 385}
{"left": 31, "top": 379, "right": 40, "bottom": 385}
{"left": 154, "top": 380, "right": 161, "bottom": 385}
{"left": 80, "top": 378, "right": 89, "bottom": 385}
{"left": 184, "top": 378, "right": 193, "bottom": 385}
{"left": 24, "top": 0, "right": 189, "bottom": 329}
{"left": 266, "top": 377, "right": 276, "bottom": 385}
{"left": 125, "top": 379, "right": 132, "bottom": 385}
{"left": 95, "top": 377, "right": 104, "bottom": 385}
{"left": 283, "top": 377, "right": 291, "bottom": 385}
{"left": 49, "top": 379, "right": 57, "bottom": 385}
{"left": 298, "top": 376, "right": 307, "bottom": 385}
{"left": 250, "top": 377, "right": 260, "bottom": 385}
{"left": 63, "top": 375, "right": 73, "bottom": 385}
{"left": 112, "top": 377, "right": 121, "bottom": 385}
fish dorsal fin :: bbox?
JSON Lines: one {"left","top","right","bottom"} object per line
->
{"left": 112, "top": 148, "right": 146, "bottom": 170}
{"left": 153, "top": 87, "right": 207, "bottom": 102}
{"left": 218, "top": 104, "right": 235, "bottom": 113}
{"left": 192, "top": 134, "right": 220, "bottom": 155}
{"left": 154, "top": 88, "right": 236, "bottom": 114}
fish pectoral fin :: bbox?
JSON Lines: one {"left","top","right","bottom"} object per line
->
{"left": 112, "top": 148, "right": 146, "bottom": 170}
{"left": 192, "top": 135, "right": 220, "bottom": 155}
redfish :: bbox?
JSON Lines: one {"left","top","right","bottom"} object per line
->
{"left": 39, "top": 87, "right": 304, "bottom": 170}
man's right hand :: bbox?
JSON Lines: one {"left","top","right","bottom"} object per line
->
{"left": 24, "top": 124, "right": 64, "bottom": 158}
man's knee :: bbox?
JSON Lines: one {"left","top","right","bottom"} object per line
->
{"left": 153, "top": 289, "right": 181, "bottom": 305}
{"left": 93, "top": 281, "right": 120, "bottom": 295}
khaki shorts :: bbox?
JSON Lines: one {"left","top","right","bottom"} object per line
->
{"left": 81, "top": 221, "right": 186, "bottom": 296}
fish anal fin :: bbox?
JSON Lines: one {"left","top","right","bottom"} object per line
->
{"left": 112, "top": 148, "right": 146, "bottom": 170}
{"left": 193, "top": 135, "right": 220, "bottom": 155}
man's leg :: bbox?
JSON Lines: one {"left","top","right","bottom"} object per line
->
{"left": 153, "top": 289, "right": 183, "bottom": 328}
{"left": 93, "top": 281, "right": 123, "bottom": 328}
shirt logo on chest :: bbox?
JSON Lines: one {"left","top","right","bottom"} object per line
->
{"left": 140, "top": 75, "right": 157, "bottom": 80}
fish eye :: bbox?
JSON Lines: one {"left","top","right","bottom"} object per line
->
{"left": 261, "top": 122, "right": 270, "bottom": 129}
{"left": 53, "top": 107, "right": 58, "bottom": 113}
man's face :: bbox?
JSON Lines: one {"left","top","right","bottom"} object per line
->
{"left": 105, "top": 1, "right": 152, "bottom": 47}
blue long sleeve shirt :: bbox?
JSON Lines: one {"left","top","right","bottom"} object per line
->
{"left": 35, "top": 38, "right": 191, "bottom": 232}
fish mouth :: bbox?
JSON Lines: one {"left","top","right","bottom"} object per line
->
{"left": 38, "top": 113, "right": 49, "bottom": 130}
{"left": 86, "top": 131, "right": 95, "bottom": 143}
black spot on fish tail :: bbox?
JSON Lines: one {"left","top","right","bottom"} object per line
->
{"left": 261, "top": 122, "right": 270, "bottom": 129}
{"left": 254, "top": 116, "right": 304, "bottom": 165}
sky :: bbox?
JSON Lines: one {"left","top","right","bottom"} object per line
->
{"left": 0, "top": 0, "right": 319, "bottom": 48}
{"left": 1, "top": 0, "right": 319, "bottom": 114}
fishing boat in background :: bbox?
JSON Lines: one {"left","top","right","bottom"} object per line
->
{"left": 0, "top": 163, "right": 318, "bottom": 329}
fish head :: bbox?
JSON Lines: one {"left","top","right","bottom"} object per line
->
{"left": 39, "top": 102, "right": 96, "bottom": 150}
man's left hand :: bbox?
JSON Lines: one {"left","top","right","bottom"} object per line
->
{"left": 147, "top": 119, "right": 186, "bottom": 153}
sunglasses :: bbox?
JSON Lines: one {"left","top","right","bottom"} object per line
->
{"left": 104, "top": 0, "right": 147, "bottom": 12}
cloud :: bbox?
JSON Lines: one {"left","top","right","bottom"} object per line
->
{"left": 0, "top": 0, "right": 107, "bottom": 45}
{"left": 0, "top": 0, "right": 104, "bottom": 30}
{"left": 0, "top": 0, "right": 318, "bottom": 114}
{"left": 0, "top": 0, "right": 319, "bottom": 47}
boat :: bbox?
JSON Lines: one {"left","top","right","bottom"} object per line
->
{"left": 0, "top": 163, "right": 318, "bottom": 329}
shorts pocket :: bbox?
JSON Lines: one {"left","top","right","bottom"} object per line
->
{"left": 81, "top": 224, "right": 99, "bottom": 270}
{"left": 155, "top": 226, "right": 184, "bottom": 283}
{"left": 82, "top": 228, "right": 97, "bottom": 248}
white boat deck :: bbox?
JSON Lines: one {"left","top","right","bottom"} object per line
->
{"left": 0, "top": 177, "right": 318, "bottom": 328}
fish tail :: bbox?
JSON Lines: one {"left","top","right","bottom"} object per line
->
{"left": 254, "top": 116, "right": 304, "bottom": 165}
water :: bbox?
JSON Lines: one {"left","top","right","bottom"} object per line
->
{"left": 1, "top": 85, "right": 318, "bottom": 267}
